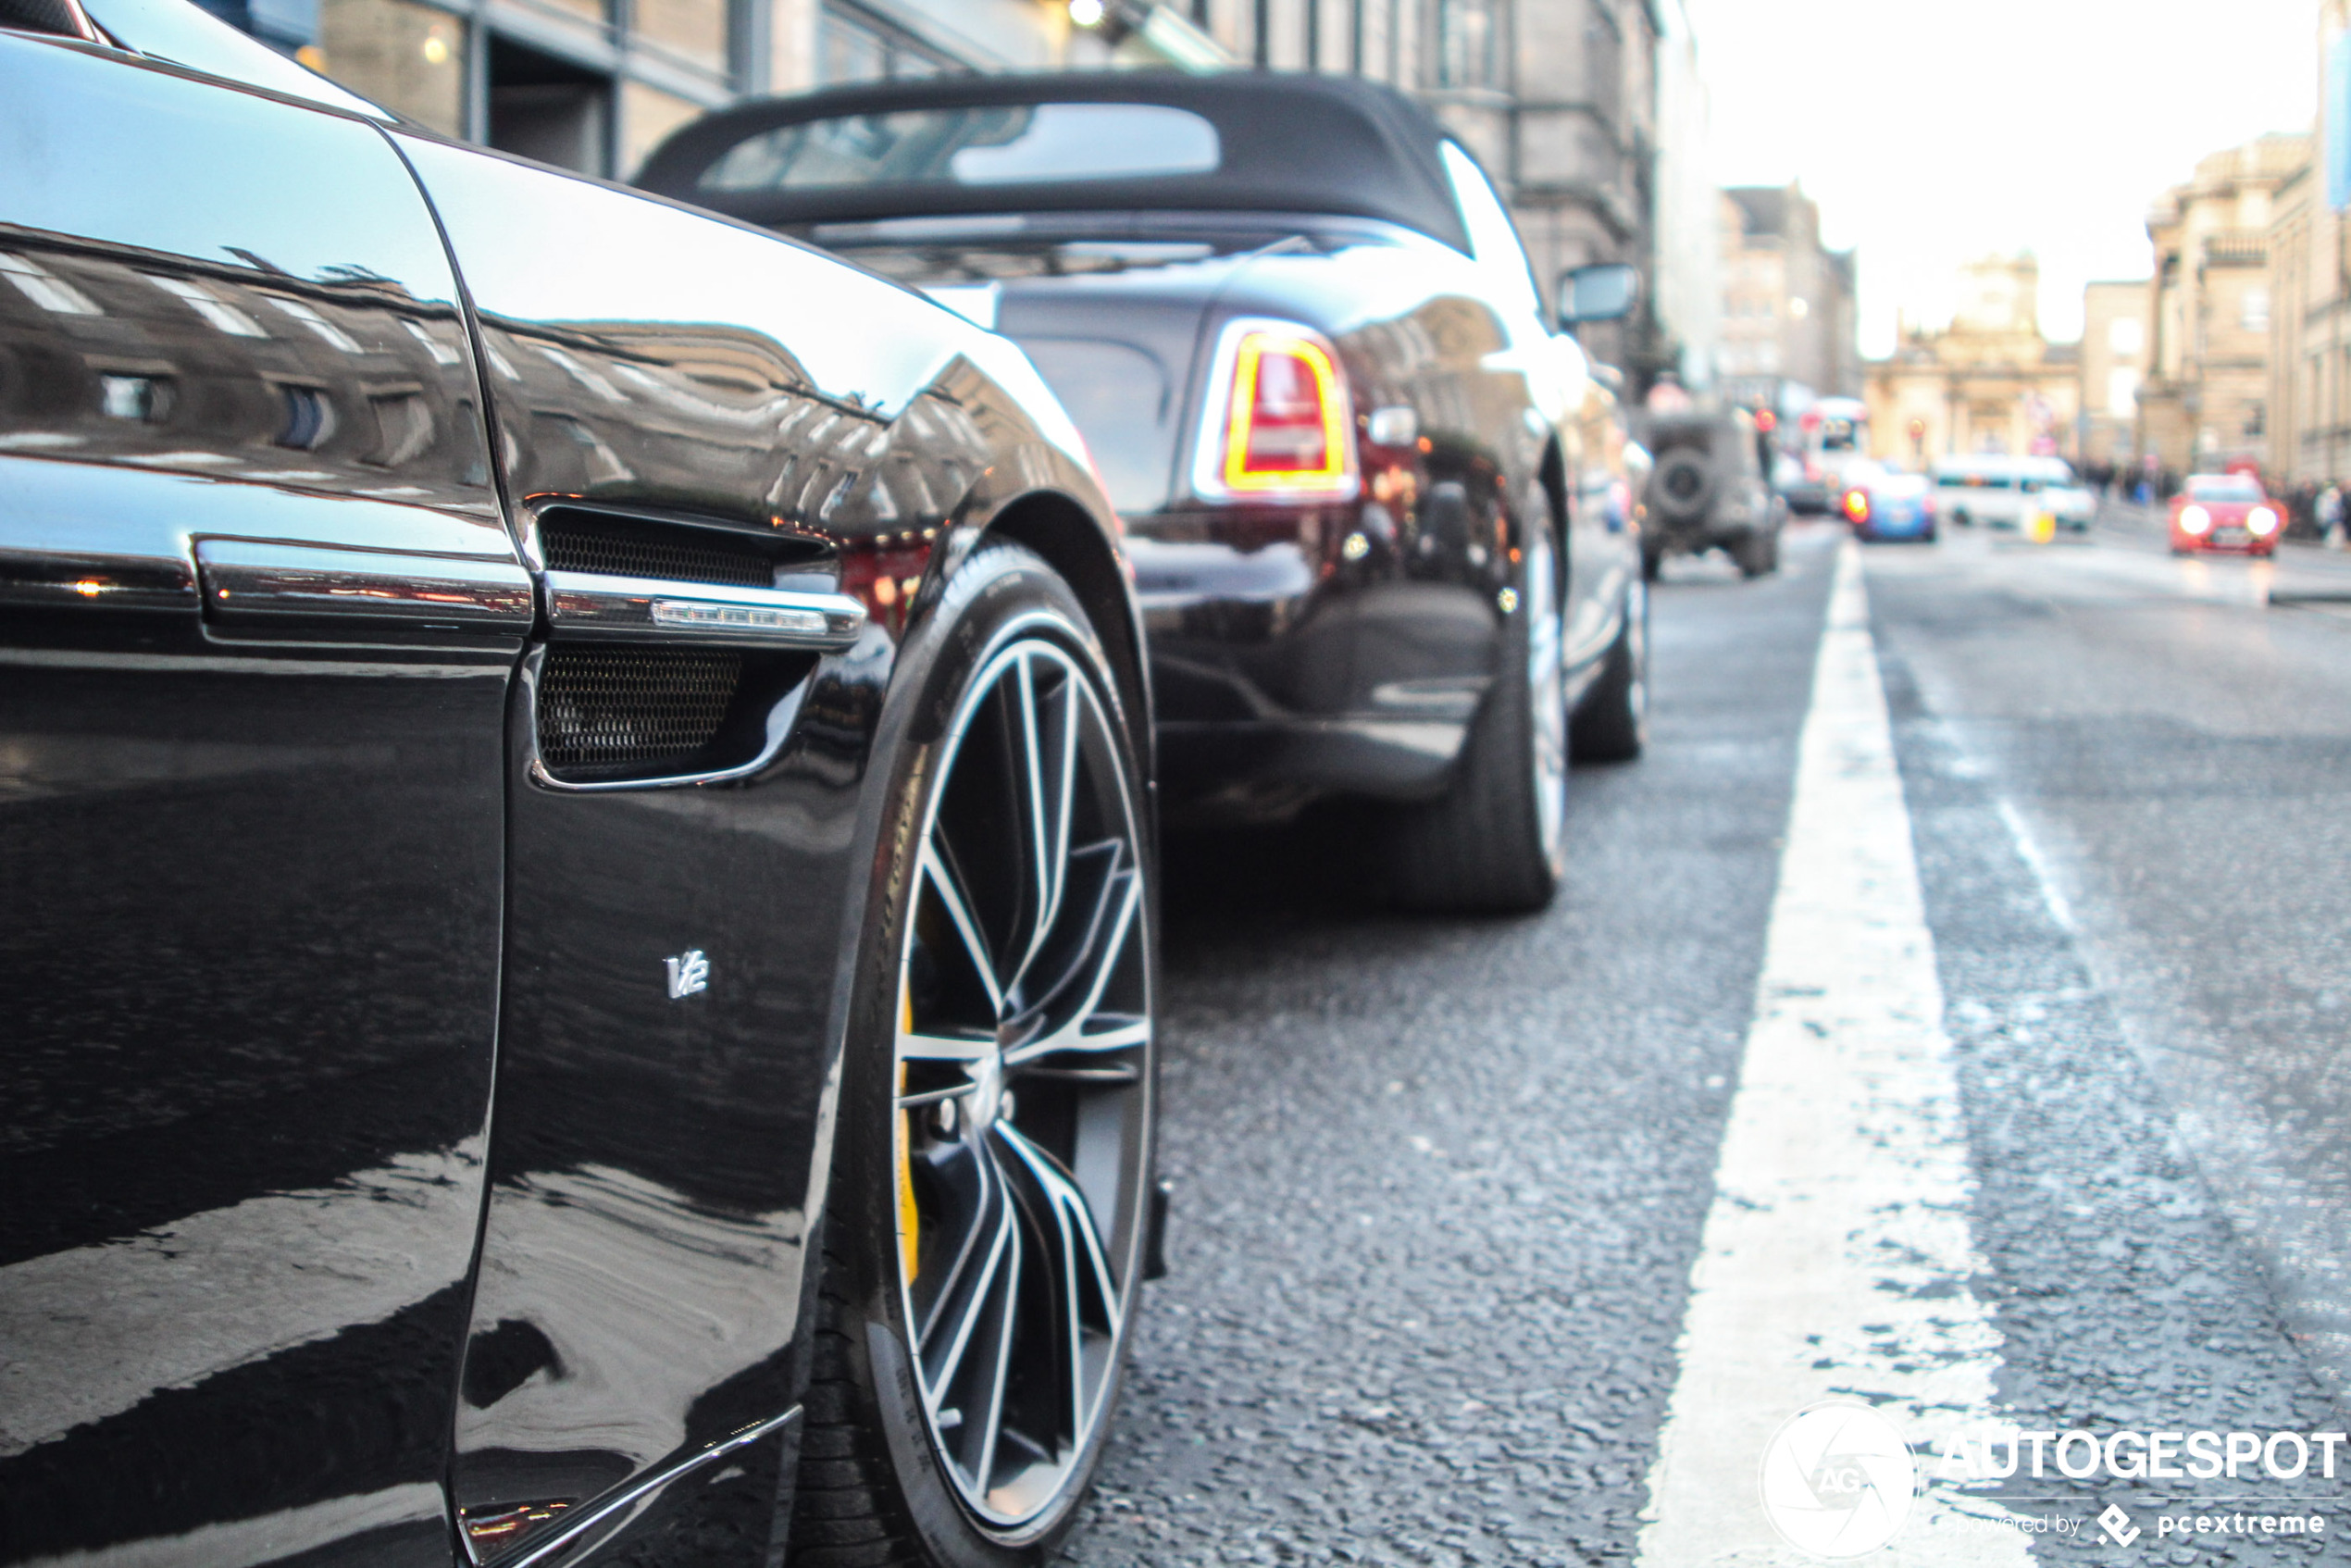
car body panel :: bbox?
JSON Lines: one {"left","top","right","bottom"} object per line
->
{"left": 0, "top": 36, "right": 515, "bottom": 1564}
{"left": 642, "top": 76, "right": 1644, "bottom": 820}
{"left": 394, "top": 132, "right": 1137, "bottom": 1562}
{"left": 3, "top": 29, "right": 1139, "bottom": 1568}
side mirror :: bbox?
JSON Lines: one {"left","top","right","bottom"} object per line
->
{"left": 1559, "top": 262, "right": 1641, "bottom": 327}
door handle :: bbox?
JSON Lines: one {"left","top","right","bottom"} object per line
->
{"left": 541, "top": 570, "right": 866, "bottom": 652}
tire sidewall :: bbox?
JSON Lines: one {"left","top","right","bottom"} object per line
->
{"left": 830, "top": 541, "right": 1155, "bottom": 1567}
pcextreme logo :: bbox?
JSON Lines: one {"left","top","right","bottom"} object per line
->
{"left": 1757, "top": 1402, "right": 1917, "bottom": 1559}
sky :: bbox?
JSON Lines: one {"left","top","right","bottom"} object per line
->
{"left": 1684, "top": 0, "right": 2321, "bottom": 356}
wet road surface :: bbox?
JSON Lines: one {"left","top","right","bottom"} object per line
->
{"left": 1051, "top": 515, "right": 2351, "bottom": 1565}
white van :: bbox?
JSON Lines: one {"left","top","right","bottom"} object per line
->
{"left": 1931, "top": 455, "right": 2094, "bottom": 531}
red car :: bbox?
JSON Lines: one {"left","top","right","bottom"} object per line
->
{"left": 2170, "top": 473, "right": 2283, "bottom": 555}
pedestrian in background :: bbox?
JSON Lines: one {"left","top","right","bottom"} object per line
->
{"left": 2321, "top": 481, "right": 2345, "bottom": 549}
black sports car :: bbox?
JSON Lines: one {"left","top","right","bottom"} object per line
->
{"left": 642, "top": 73, "right": 1652, "bottom": 914}
{"left": 1, "top": 6, "right": 1158, "bottom": 1566}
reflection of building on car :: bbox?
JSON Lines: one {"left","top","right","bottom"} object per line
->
{"left": 1842, "top": 468, "right": 1936, "bottom": 542}
{"left": 1931, "top": 454, "right": 2095, "bottom": 532}
{"left": 1638, "top": 407, "right": 1782, "bottom": 578}
{"left": 4, "top": 6, "right": 1163, "bottom": 1568}
{"left": 644, "top": 72, "right": 1655, "bottom": 914}
{"left": 2170, "top": 472, "right": 2283, "bottom": 555}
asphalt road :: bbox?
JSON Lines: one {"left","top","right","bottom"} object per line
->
{"left": 1051, "top": 515, "right": 2351, "bottom": 1566}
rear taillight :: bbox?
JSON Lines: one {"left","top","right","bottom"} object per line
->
{"left": 1193, "top": 319, "right": 1358, "bottom": 502}
{"left": 1843, "top": 490, "right": 1871, "bottom": 525}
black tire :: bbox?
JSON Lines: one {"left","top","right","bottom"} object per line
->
{"left": 1652, "top": 449, "right": 1713, "bottom": 526}
{"left": 1569, "top": 575, "right": 1648, "bottom": 764}
{"left": 793, "top": 541, "right": 1156, "bottom": 1568}
{"left": 1387, "top": 521, "right": 1567, "bottom": 914}
{"left": 1733, "top": 528, "right": 1774, "bottom": 579}
{"left": 1641, "top": 540, "right": 1664, "bottom": 581}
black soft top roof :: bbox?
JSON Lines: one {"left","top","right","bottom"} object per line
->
{"left": 635, "top": 71, "right": 1472, "bottom": 255}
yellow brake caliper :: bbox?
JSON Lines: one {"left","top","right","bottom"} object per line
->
{"left": 897, "top": 989, "right": 920, "bottom": 1281}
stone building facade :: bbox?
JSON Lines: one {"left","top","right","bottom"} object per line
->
{"left": 1860, "top": 255, "right": 2079, "bottom": 465}
{"left": 2078, "top": 279, "right": 2152, "bottom": 468}
{"left": 2262, "top": 0, "right": 2351, "bottom": 487}
{"left": 2137, "top": 131, "right": 2310, "bottom": 475}
{"left": 1712, "top": 183, "right": 1858, "bottom": 410}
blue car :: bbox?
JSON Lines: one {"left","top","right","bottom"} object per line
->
{"left": 1841, "top": 470, "right": 1937, "bottom": 542}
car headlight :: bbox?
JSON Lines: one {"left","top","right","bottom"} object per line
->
{"left": 2180, "top": 505, "right": 2211, "bottom": 535}
{"left": 2249, "top": 506, "right": 2280, "bottom": 535}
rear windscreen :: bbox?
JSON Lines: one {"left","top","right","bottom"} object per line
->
{"left": 698, "top": 104, "right": 1222, "bottom": 194}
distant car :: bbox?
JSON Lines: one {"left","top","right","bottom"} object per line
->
{"left": 1639, "top": 408, "right": 1781, "bottom": 578}
{"left": 2171, "top": 472, "right": 2283, "bottom": 555}
{"left": 1931, "top": 455, "right": 2093, "bottom": 531}
{"left": 1842, "top": 468, "right": 1936, "bottom": 542}
{"left": 1773, "top": 449, "right": 1830, "bottom": 514}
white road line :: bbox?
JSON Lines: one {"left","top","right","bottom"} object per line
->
{"left": 1636, "top": 542, "right": 2026, "bottom": 1565}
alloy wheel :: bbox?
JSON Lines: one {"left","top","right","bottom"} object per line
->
{"left": 891, "top": 633, "right": 1152, "bottom": 1532}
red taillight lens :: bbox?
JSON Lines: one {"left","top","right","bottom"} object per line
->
{"left": 1197, "top": 322, "right": 1358, "bottom": 500}
{"left": 1843, "top": 489, "right": 1871, "bottom": 524}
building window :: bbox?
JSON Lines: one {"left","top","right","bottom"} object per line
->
{"left": 2107, "top": 316, "right": 2144, "bottom": 357}
{"left": 2241, "top": 286, "right": 2270, "bottom": 332}
{"left": 1436, "top": 0, "right": 1495, "bottom": 89}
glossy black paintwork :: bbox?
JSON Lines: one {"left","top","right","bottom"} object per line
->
{"left": 641, "top": 73, "right": 1643, "bottom": 821}
{"left": 393, "top": 135, "right": 1138, "bottom": 1561}
{"left": 0, "top": 32, "right": 515, "bottom": 1566}
{"left": 801, "top": 213, "right": 1639, "bottom": 816}
{"left": 4, "top": 27, "right": 1139, "bottom": 1568}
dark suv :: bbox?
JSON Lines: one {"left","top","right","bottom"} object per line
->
{"left": 1639, "top": 408, "right": 1781, "bottom": 579}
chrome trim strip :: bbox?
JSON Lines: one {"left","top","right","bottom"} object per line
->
{"left": 542, "top": 569, "right": 865, "bottom": 651}
{"left": 194, "top": 539, "right": 533, "bottom": 626}
{"left": 475, "top": 1406, "right": 802, "bottom": 1568}
{"left": 0, "top": 546, "right": 195, "bottom": 612}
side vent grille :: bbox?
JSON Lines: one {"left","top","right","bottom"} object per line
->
{"left": 538, "top": 647, "right": 744, "bottom": 775}
{"left": 540, "top": 515, "right": 775, "bottom": 588}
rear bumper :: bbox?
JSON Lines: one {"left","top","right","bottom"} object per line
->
{"left": 1131, "top": 501, "right": 1502, "bottom": 811}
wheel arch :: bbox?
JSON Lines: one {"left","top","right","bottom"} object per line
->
{"left": 977, "top": 489, "right": 1155, "bottom": 785}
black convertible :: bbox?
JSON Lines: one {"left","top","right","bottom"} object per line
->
{"left": 643, "top": 73, "right": 1652, "bottom": 914}
{"left": 1, "top": 6, "right": 1157, "bottom": 1566}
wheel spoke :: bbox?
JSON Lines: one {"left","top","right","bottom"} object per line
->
{"left": 971, "top": 1210, "right": 1023, "bottom": 1497}
{"left": 920, "top": 1167, "right": 1014, "bottom": 1380}
{"left": 919, "top": 844, "right": 1005, "bottom": 1019}
{"left": 998, "top": 1123, "right": 1124, "bottom": 1438}
{"left": 1004, "top": 867, "right": 1145, "bottom": 1064}
{"left": 910, "top": 1139, "right": 1002, "bottom": 1355}
{"left": 1006, "top": 653, "right": 1079, "bottom": 998}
